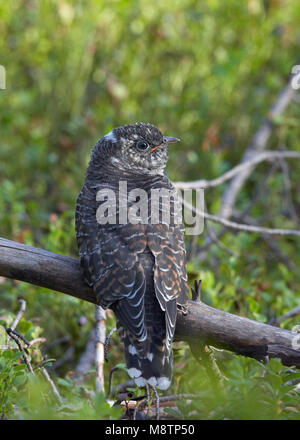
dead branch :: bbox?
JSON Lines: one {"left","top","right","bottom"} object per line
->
{"left": 269, "top": 306, "right": 300, "bottom": 327}
{"left": 0, "top": 237, "right": 299, "bottom": 367}
{"left": 190, "top": 76, "right": 297, "bottom": 257}
{"left": 41, "top": 367, "right": 63, "bottom": 405}
{"left": 219, "top": 76, "right": 296, "bottom": 220}
{"left": 10, "top": 299, "right": 26, "bottom": 331}
{"left": 95, "top": 305, "right": 106, "bottom": 393}
{"left": 75, "top": 328, "right": 96, "bottom": 374}
{"left": 174, "top": 150, "right": 300, "bottom": 190}
{"left": 7, "top": 298, "right": 26, "bottom": 347}
{"left": 181, "top": 198, "right": 300, "bottom": 236}
{"left": 6, "top": 328, "right": 34, "bottom": 374}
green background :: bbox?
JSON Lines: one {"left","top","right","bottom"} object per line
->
{"left": 0, "top": 0, "right": 299, "bottom": 419}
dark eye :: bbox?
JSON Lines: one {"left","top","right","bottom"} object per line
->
{"left": 136, "top": 140, "right": 149, "bottom": 152}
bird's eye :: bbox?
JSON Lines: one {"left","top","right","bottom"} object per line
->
{"left": 136, "top": 140, "right": 149, "bottom": 152}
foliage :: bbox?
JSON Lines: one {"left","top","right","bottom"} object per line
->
{"left": 0, "top": 0, "right": 300, "bottom": 419}
{"left": 0, "top": 313, "right": 122, "bottom": 420}
{"left": 174, "top": 354, "right": 300, "bottom": 420}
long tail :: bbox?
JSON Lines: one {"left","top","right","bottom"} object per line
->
{"left": 121, "top": 327, "right": 173, "bottom": 390}
{"left": 112, "top": 254, "right": 175, "bottom": 391}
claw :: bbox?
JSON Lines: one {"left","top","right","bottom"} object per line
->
{"left": 177, "top": 303, "right": 189, "bottom": 315}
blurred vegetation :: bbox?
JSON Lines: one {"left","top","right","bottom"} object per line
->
{"left": 0, "top": 0, "right": 300, "bottom": 419}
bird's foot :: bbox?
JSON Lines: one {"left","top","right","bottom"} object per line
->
{"left": 177, "top": 303, "right": 189, "bottom": 315}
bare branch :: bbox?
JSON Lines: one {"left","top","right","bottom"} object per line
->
{"left": 75, "top": 328, "right": 96, "bottom": 374}
{"left": 181, "top": 198, "right": 300, "bottom": 236}
{"left": 269, "top": 306, "right": 300, "bottom": 327}
{"left": 41, "top": 367, "right": 63, "bottom": 405}
{"left": 95, "top": 305, "right": 106, "bottom": 393}
{"left": 29, "top": 337, "right": 46, "bottom": 346}
{"left": 173, "top": 151, "right": 300, "bottom": 190}
{"left": 6, "top": 328, "right": 34, "bottom": 374}
{"left": 219, "top": 76, "right": 296, "bottom": 220}
{"left": 278, "top": 156, "right": 299, "bottom": 225}
{"left": 0, "top": 237, "right": 299, "bottom": 368}
{"left": 10, "top": 299, "right": 26, "bottom": 331}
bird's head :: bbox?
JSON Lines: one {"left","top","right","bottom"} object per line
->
{"left": 91, "top": 122, "right": 180, "bottom": 175}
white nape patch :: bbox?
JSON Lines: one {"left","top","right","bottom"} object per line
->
{"left": 147, "top": 376, "right": 157, "bottom": 387}
{"left": 127, "top": 368, "right": 142, "bottom": 378}
{"left": 157, "top": 377, "right": 171, "bottom": 390}
{"left": 128, "top": 345, "right": 137, "bottom": 355}
{"left": 103, "top": 130, "right": 117, "bottom": 143}
{"left": 147, "top": 352, "right": 153, "bottom": 362}
{"left": 135, "top": 377, "right": 147, "bottom": 387}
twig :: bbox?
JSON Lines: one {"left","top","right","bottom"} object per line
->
{"left": 206, "top": 218, "right": 238, "bottom": 256}
{"left": 149, "top": 385, "right": 160, "bottom": 420}
{"left": 41, "top": 367, "right": 63, "bottom": 405}
{"left": 7, "top": 299, "right": 26, "bottom": 347}
{"left": 173, "top": 151, "right": 300, "bottom": 190}
{"left": 205, "top": 345, "right": 228, "bottom": 387}
{"left": 10, "top": 299, "right": 26, "bottom": 331}
{"left": 181, "top": 197, "right": 300, "bottom": 236}
{"left": 7, "top": 328, "right": 30, "bottom": 346}
{"left": 192, "top": 157, "right": 278, "bottom": 259}
{"left": 6, "top": 328, "right": 34, "bottom": 374}
{"left": 29, "top": 337, "right": 46, "bottom": 346}
{"left": 269, "top": 306, "right": 300, "bottom": 327}
{"left": 219, "top": 75, "right": 296, "bottom": 220}
{"left": 95, "top": 305, "right": 106, "bottom": 393}
{"left": 107, "top": 366, "right": 121, "bottom": 398}
{"left": 152, "top": 393, "right": 204, "bottom": 404}
{"left": 278, "top": 156, "right": 299, "bottom": 225}
{"left": 75, "top": 328, "right": 96, "bottom": 374}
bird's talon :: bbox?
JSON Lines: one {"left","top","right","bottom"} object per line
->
{"left": 177, "top": 304, "right": 189, "bottom": 315}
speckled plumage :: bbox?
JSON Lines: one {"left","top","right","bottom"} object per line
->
{"left": 75, "top": 122, "right": 189, "bottom": 390}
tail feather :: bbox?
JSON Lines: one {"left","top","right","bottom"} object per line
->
{"left": 123, "top": 330, "right": 172, "bottom": 390}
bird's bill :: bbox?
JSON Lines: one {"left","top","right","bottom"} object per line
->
{"left": 163, "top": 136, "right": 180, "bottom": 144}
{"left": 151, "top": 136, "right": 180, "bottom": 152}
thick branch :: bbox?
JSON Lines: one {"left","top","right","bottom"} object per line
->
{"left": 0, "top": 237, "right": 299, "bottom": 367}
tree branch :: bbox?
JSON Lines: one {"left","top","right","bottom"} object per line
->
{"left": 219, "top": 76, "right": 296, "bottom": 220}
{"left": 0, "top": 237, "right": 299, "bottom": 367}
{"left": 180, "top": 198, "right": 300, "bottom": 236}
{"left": 173, "top": 151, "right": 300, "bottom": 190}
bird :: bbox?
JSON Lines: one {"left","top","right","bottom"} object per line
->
{"left": 75, "top": 122, "right": 189, "bottom": 390}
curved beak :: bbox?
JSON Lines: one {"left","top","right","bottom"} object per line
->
{"left": 151, "top": 136, "right": 180, "bottom": 152}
